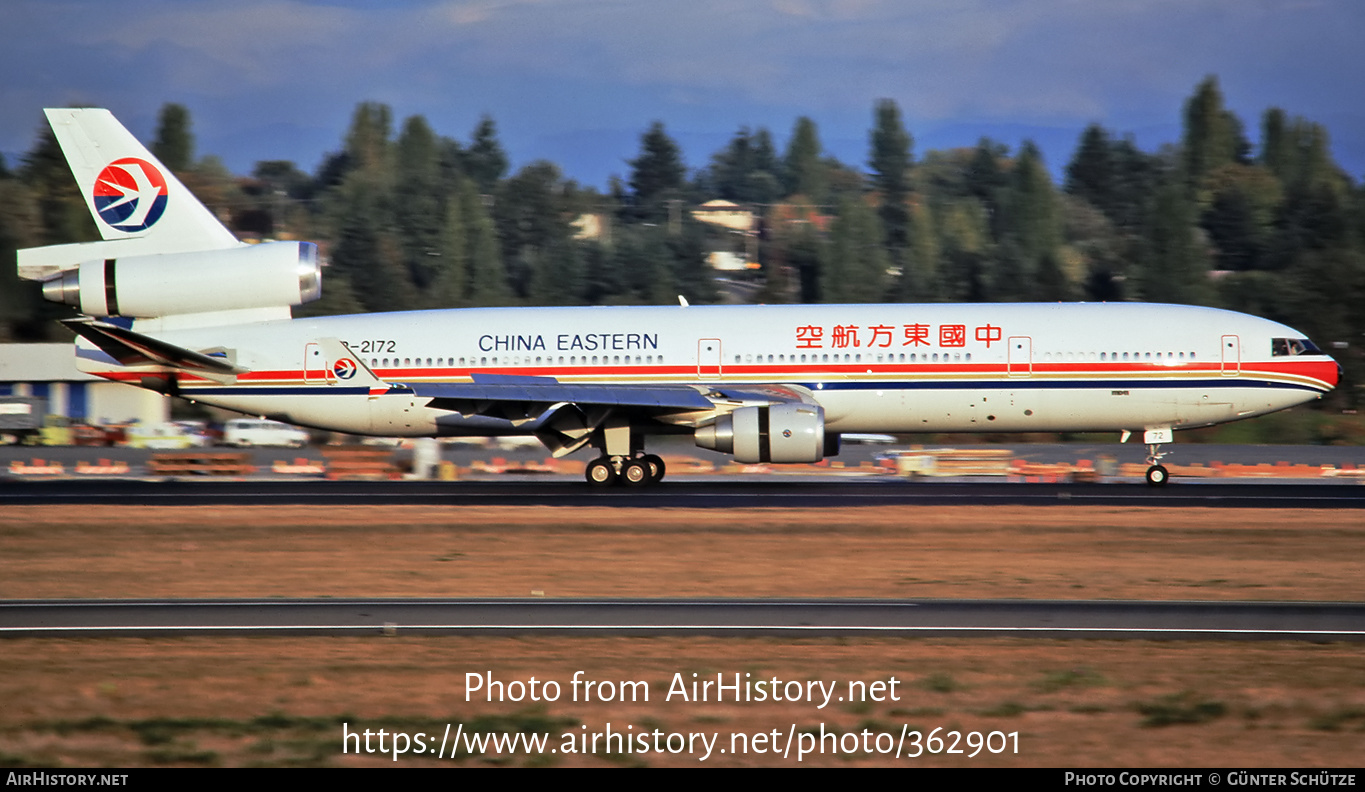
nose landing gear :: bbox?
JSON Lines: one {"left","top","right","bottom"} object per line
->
{"left": 1141, "top": 427, "right": 1173, "bottom": 487}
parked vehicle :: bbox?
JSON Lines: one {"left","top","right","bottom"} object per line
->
{"left": 0, "top": 397, "right": 47, "bottom": 445}
{"left": 222, "top": 418, "right": 310, "bottom": 448}
{"left": 126, "top": 422, "right": 201, "bottom": 450}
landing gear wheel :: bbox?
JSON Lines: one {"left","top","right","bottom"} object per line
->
{"left": 585, "top": 458, "right": 617, "bottom": 487}
{"left": 1145, "top": 464, "right": 1169, "bottom": 487}
{"left": 621, "top": 458, "right": 652, "bottom": 487}
{"left": 642, "top": 454, "right": 666, "bottom": 484}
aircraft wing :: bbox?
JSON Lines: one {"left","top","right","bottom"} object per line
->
{"left": 412, "top": 374, "right": 715, "bottom": 418}
{"left": 409, "top": 374, "right": 814, "bottom": 457}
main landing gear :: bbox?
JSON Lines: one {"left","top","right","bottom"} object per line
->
{"left": 585, "top": 453, "right": 667, "bottom": 487}
{"left": 582, "top": 415, "right": 666, "bottom": 487}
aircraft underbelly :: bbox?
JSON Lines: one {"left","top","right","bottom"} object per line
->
{"left": 191, "top": 392, "right": 438, "bottom": 436}
{"left": 817, "top": 384, "right": 1273, "bottom": 434}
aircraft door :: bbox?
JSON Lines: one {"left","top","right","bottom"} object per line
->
{"left": 698, "top": 338, "right": 722, "bottom": 379}
{"left": 1007, "top": 336, "right": 1032, "bottom": 378}
{"left": 1221, "top": 335, "right": 1240, "bottom": 376}
{"left": 303, "top": 343, "right": 333, "bottom": 384}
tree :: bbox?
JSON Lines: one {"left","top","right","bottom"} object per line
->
{"left": 19, "top": 125, "right": 97, "bottom": 246}
{"left": 427, "top": 187, "right": 469, "bottom": 308}
{"left": 394, "top": 115, "right": 445, "bottom": 291}
{"left": 1137, "top": 177, "right": 1212, "bottom": 304}
{"left": 627, "top": 121, "right": 686, "bottom": 223}
{"left": 1259, "top": 108, "right": 1293, "bottom": 183}
{"left": 823, "top": 198, "right": 888, "bottom": 303}
{"left": 707, "top": 126, "right": 782, "bottom": 205}
{"left": 1064, "top": 125, "right": 1156, "bottom": 232}
{"left": 868, "top": 99, "right": 913, "bottom": 249}
{"left": 151, "top": 103, "right": 194, "bottom": 173}
{"left": 494, "top": 161, "right": 573, "bottom": 297}
{"left": 344, "top": 102, "right": 392, "bottom": 173}
{"left": 1181, "top": 76, "right": 1249, "bottom": 193}
{"left": 466, "top": 114, "right": 508, "bottom": 193}
{"left": 783, "top": 117, "right": 826, "bottom": 203}
{"left": 998, "top": 141, "right": 1061, "bottom": 272}
{"left": 0, "top": 166, "right": 45, "bottom": 340}
{"left": 461, "top": 179, "right": 513, "bottom": 306}
{"left": 1065, "top": 125, "right": 1114, "bottom": 212}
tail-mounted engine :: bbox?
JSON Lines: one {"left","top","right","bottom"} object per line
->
{"left": 694, "top": 403, "right": 827, "bottom": 463}
{"left": 40, "top": 241, "right": 320, "bottom": 318}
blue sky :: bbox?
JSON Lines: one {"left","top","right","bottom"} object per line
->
{"left": 5, "top": 0, "right": 1363, "bottom": 187}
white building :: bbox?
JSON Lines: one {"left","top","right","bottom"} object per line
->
{"left": 0, "top": 343, "right": 168, "bottom": 425}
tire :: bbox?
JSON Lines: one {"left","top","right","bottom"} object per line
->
{"left": 1145, "top": 464, "right": 1169, "bottom": 487}
{"left": 585, "top": 458, "right": 616, "bottom": 487}
{"left": 621, "top": 458, "right": 651, "bottom": 487}
{"left": 642, "top": 454, "right": 666, "bottom": 484}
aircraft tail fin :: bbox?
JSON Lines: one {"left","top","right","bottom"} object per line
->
{"left": 44, "top": 108, "right": 239, "bottom": 254}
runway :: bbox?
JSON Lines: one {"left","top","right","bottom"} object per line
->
{"left": 3, "top": 598, "right": 1363, "bottom": 640}
{"left": 2, "top": 477, "right": 1364, "bottom": 508}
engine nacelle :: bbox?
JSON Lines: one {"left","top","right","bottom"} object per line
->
{"left": 41, "top": 241, "right": 320, "bottom": 318}
{"left": 694, "top": 403, "right": 826, "bottom": 463}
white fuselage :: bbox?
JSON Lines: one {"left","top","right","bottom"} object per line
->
{"left": 80, "top": 302, "right": 1338, "bottom": 441}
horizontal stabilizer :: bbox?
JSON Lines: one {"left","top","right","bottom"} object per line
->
{"left": 63, "top": 317, "right": 247, "bottom": 376}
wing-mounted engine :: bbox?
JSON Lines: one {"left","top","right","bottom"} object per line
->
{"left": 39, "top": 241, "right": 320, "bottom": 318}
{"left": 694, "top": 403, "right": 827, "bottom": 463}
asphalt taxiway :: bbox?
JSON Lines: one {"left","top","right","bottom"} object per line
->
{"left": 3, "top": 598, "right": 1362, "bottom": 640}
{"left": 2, "top": 477, "right": 1363, "bottom": 508}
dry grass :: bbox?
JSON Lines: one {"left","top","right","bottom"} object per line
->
{"left": 1, "top": 505, "right": 1362, "bottom": 601}
{"left": 1, "top": 504, "right": 1363, "bottom": 767}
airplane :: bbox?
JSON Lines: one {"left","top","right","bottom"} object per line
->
{"left": 16, "top": 108, "right": 1341, "bottom": 487}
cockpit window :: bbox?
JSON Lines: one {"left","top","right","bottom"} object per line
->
{"left": 1272, "top": 338, "right": 1323, "bottom": 356}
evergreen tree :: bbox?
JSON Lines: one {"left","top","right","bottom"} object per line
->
{"left": 394, "top": 115, "right": 445, "bottom": 291}
{"left": 999, "top": 140, "right": 1062, "bottom": 272}
{"left": 1181, "top": 76, "right": 1249, "bottom": 193}
{"left": 783, "top": 116, "right": 826, "bottom": 203}
{"left": 428, "top": 190, "right": 469, "bottom": 308}
{"left": 1137, "top": 177, "right": 1213, "bottom": 304}
{"left": 20, "top": 126, "right": 98, "bottom": 245}
{"left": 895, "top": 199, "right": 940, "bottom": 302}
{"left": 0, "top": 168, "right": 44, "bottom": 340}
{"left": 1065, "top": 124, "right": 1114, "bottom": 212}
{"left": 708, "top": 126, "right": 782, "bottom": 205}
{"left": 329, "top": 170, "right": 413, "bottom": 313}
{"left": 462, "top": 179, "right": 513, "bottom": 306}
{"left": 824, "top": 198, "right": 889, "bottom": 303}
{"left": 466, "top": 114, "right": 508, "bottom": 193}
{"left": 786, "top": 223, "right": 827, "bottom": 303}
{"left": 868, "top": 98, "right": 912, "bottom": 249}
{"left": 1259, "top": 108, "right": 1292, "bottom": 183}
{"left": 345, "top": 102, "right": 392, "bottom": 172}
{"left": 151, "top": 103, "right": 194, "bottom": 173}
{"left": 627, "top": 121, "right": 686, "bottom": 223}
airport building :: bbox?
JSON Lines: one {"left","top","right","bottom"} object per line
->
{"left": 0, "top": 343, "right": 168, "bottom": 425}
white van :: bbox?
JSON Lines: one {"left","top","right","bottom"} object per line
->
{"left": 222, "top": 419, "right": 310, "bottom": 448}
